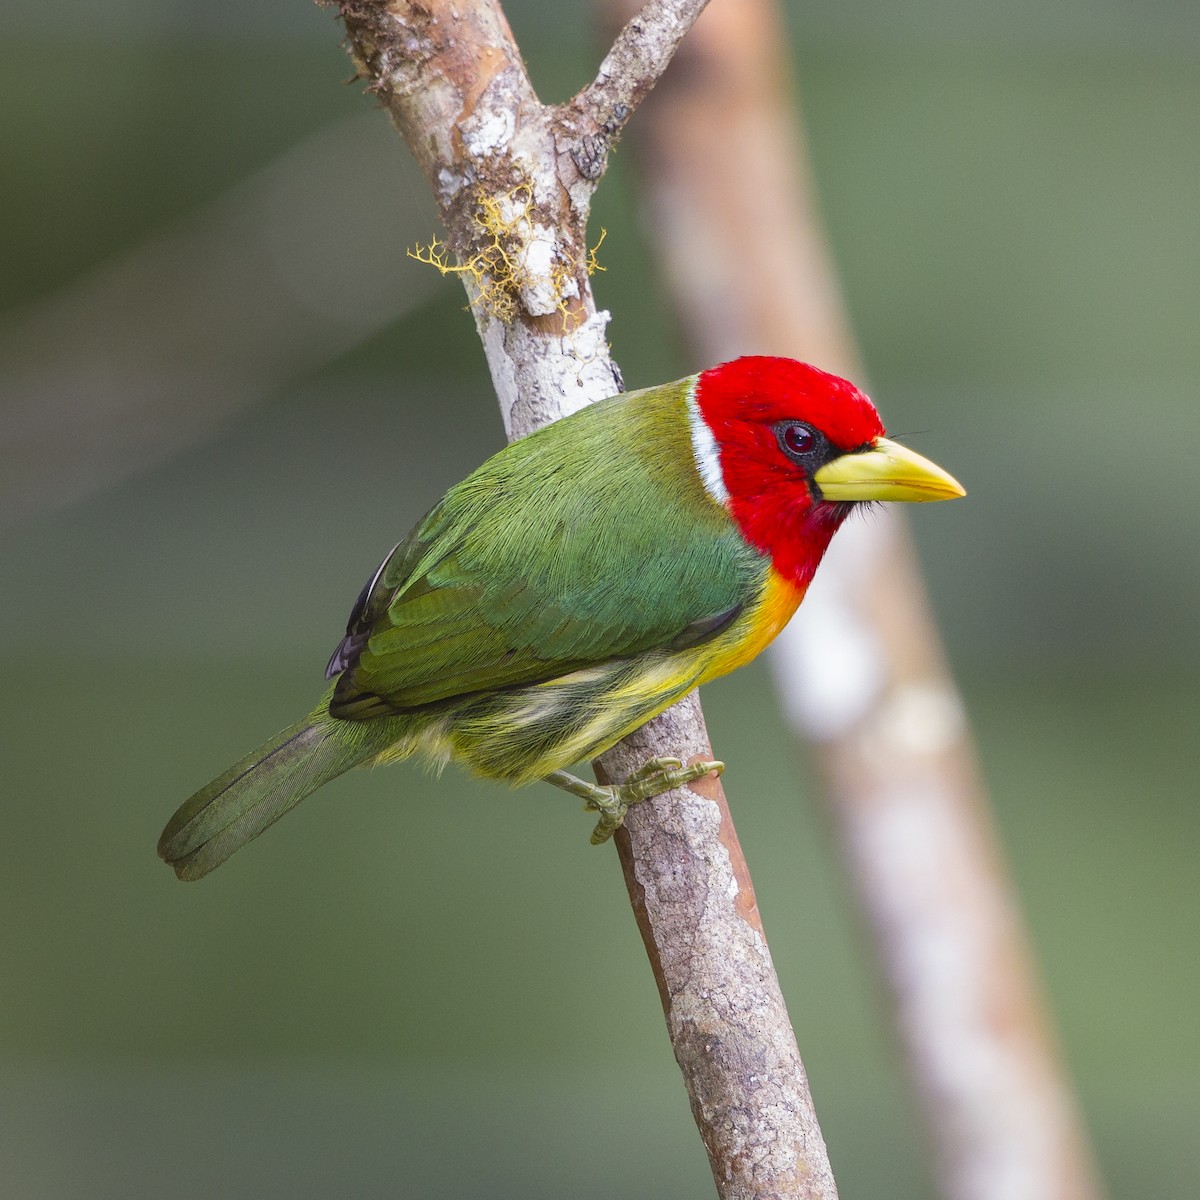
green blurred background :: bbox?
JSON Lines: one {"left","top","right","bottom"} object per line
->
{"left": 2, "top": 1, "right": 1197, "bottom": 1196}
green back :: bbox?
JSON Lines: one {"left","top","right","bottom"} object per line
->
{"left": 332, "top": 381, "right": 767, "bottom": 713}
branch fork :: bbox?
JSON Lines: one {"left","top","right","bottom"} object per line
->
{"left": 327, "top": 3, "right": 838, "bottom": 1196}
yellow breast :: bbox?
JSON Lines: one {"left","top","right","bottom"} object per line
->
{"left": 696, "top": 567, "right": 806, "bottom": 685}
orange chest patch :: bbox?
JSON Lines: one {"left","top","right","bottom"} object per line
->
{"left": 699, "top": 568, "right": 806, "bottom": 684}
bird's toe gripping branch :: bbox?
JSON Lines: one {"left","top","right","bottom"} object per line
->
{"left": 544, "top": 758, "right": 726, "bottom": 845}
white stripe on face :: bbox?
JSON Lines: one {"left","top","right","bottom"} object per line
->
{"left": 686, "top": 384, "right": 730, "bottom": 507}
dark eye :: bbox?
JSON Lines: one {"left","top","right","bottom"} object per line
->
{"left": 778, "top": 422, "right": 817, "bottom": 458}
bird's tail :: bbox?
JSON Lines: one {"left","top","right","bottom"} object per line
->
{"left": 157, "top": 698, "right": 402, "bottom": 882}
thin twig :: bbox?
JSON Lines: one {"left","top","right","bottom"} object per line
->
{"left": 570, "top": 0, "right": 710, "bottom": 143}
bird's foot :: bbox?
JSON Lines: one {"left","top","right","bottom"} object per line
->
{"left": 544, "top": 758, "right": 725, "bottom": 845}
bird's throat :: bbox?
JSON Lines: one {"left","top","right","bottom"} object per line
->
{"left": 731, "top": 494, "right": 851, "bottom": 592}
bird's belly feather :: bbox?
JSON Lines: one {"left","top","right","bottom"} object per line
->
{"left": 695, "top": 566, "right": 805, "bottom": 684}
{"left": 362, "top": 568, "right": 803, "bottom": 786}
{"left": 380, "top": 567, "right": 801, "bottom": 785}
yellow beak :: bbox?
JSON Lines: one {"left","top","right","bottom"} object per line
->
{"left": 812, "top": 436, "right": 966, "bottom": 503}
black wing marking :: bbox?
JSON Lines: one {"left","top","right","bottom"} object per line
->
{"left": 325, "top": 542, "right": 400, "bottom": 680}
{"left": 667, "top": 602, "right": 744, "bottom": 651}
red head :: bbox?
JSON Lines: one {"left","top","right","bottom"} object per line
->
{"left": 690, "top": 357, "right": 923, "bottom": 587}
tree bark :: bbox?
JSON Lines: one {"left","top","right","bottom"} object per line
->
{"left": 327, "top": 2, "right": 838, "bottom": 1196}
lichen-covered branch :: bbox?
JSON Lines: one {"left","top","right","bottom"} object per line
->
{"left": 606, "top": 1, "right": 1107, "bottom": 1197}
{"left": 325, "top": 2, "right": 839, "bottom": 1197}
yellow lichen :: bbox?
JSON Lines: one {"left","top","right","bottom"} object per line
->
{"left": 586, "top": 227, "right": 607, "bottom": 275}
{"left": 407, "top": 186, "right": 606, "bottom": 327}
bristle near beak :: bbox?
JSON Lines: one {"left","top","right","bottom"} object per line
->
{"left": 812, "top": 436, "right": 966, "bottom": 503}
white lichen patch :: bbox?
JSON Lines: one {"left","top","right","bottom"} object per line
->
{"left": 481, "top": 308, "right": 615, "bottom": 439}
{"left": 436, "top": 165, "right": 467, "bottom": 201}
{"left": 460, "top": 106, "right": 515, "bottom": 159}
{"left": 513, "top": 222, "right": 560, "bottom": 316}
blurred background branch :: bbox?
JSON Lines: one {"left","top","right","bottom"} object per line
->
{"left": 0, "top": 115, "right": 439, "bottom": 529}
{"left": 609, "top": 1, "right": 1106, "bottom": 1196}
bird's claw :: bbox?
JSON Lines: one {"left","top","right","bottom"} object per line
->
{"left": 586, "top": 757, "right": 725, "bottom": 844}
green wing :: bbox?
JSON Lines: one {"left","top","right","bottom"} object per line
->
{"left": 327, "top": 391, "right": 764, "bottom": 717}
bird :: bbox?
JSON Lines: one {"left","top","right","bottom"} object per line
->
{"left": 158, "top": 356, "right": 964, "bottom": 881}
